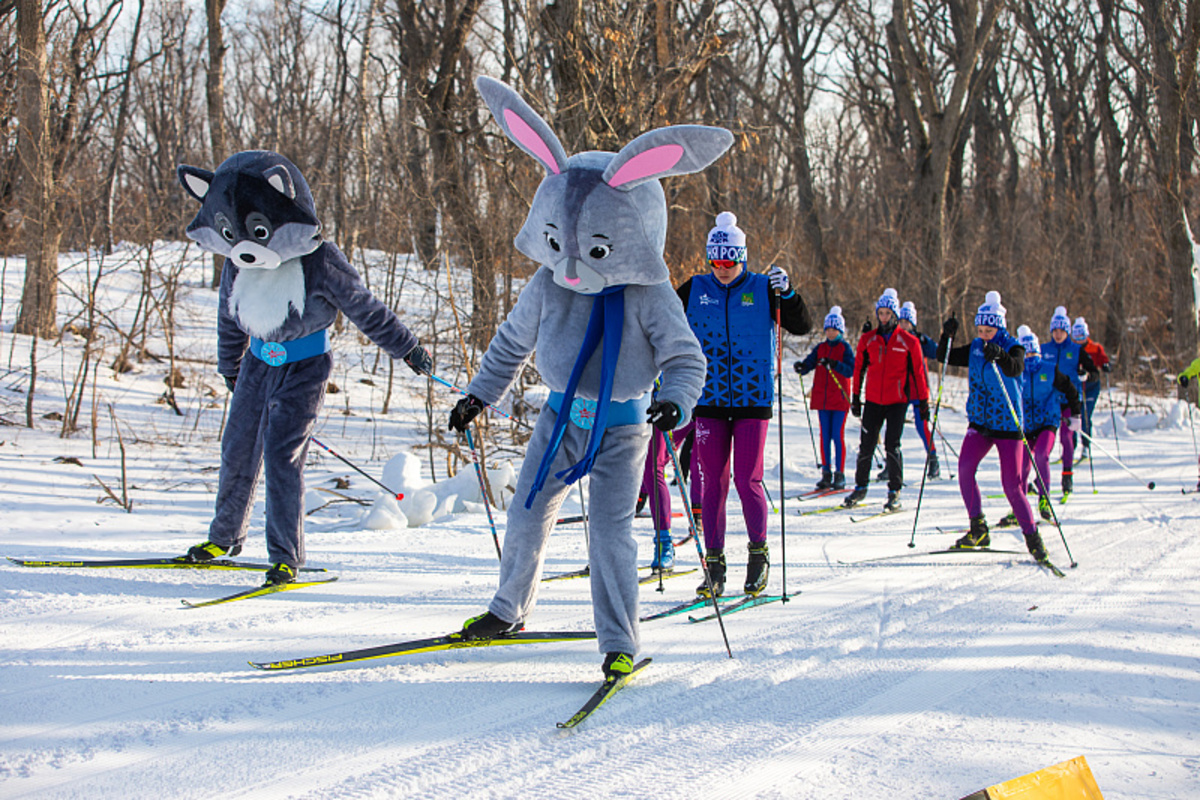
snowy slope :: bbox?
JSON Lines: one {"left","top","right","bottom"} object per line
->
{"left": 1, "top": 245, "right": 1198, "bottom": 799}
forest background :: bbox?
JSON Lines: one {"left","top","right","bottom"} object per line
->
{"left": 2, "top": 0, "right": 1199, "bottom": 422}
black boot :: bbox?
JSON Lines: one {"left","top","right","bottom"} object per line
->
{"left": 926, "top": 451, "right": 940, "bottom": 479}
{"left": 602, "top": 652, "right": 635, "bottom": 679}
{"left": 696, "top": 549, "right": 726, "bottom": 598}
{"left": 816, "top": 468, "right": 833, "bottom": 490}
{"left": 884, "top": 490, "right": 902, "bottom": 512}
{"left": 744, "top": 541, "right": 770, "bottom": 596}
{"left": 458, "top": 611, "right": 522, "bottom": 640}
{"left": 832, "top": 471, "right": 846, "bottom": 490}
{"left": 843, "top": 485, "right": 869, "bottom": 507}
{"left": 1024, "top": 529, "right": 1048, "bottom": 562}
{"left": 955, "top": 516, "right": 990, "bottom": 548}
{"left": 1062, "top": 471, "right": 1073, "bottom": 495}
{"left": 635, "top": 493, "right": 647, "bottom": 515}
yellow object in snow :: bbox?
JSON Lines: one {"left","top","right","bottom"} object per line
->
{"left": 960, "top": 755, "right": 1105, "bottom": 800}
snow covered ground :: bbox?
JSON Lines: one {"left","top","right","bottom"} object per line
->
{"left": 1, "top": 244, "right": 1198, "bottom": 799}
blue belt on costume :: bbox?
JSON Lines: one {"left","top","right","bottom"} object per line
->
{"left": 249, "top": 329, "right": 331, "bottom": 366}
{"left": 547, "top": 391, "right": 649, "bottom": 430}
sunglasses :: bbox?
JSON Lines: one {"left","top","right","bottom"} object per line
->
{"left": 709, "top": 260, "right": 740, "bottom": 269}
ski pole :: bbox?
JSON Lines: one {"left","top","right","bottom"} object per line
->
{"left": 1187, "top": 394, "right": 1200, "bottom": 491}
{"left": 1079, "top": 428, "right": 1155, "bottom": 490}
{"left": 988, "top": 361, "right": 1077, "bottom": 567}
{"left": 664, "top": 434, "right": 733, "bottom": 658}
{"left": 774, "top": 287, "right": 789, "bottom": 599}
{"left": 907, "top": 334, "right": 952, "bottom": 548}
{"left": 463, "top": 427, "right": 503, "bottom": 562}
{"left": 1105, "top": 372, "right": 1122, "bottom": 460}
{"left": 796, "top": 370, "right": 820, "bottom": 469}
{"left": 430, "top": 373, "right": 533, "bottom": 431}
{"left": 310, "top": 437, "right": 405, "bottom": 500}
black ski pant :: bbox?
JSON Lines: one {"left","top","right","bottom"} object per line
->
{"left": 854, "top": 401, "right": 907, "bottom": 493}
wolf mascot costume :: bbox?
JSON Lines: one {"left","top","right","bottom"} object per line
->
{"left": 448, "top": 77, "right": 730, "bottom": 675}
{"left": 177, "top": 151, "right": 431, "bottom": 583}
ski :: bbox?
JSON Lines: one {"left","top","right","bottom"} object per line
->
{"left": 850, "top": 506, "right": 907, "bottom": 523}
{"left": 638, "top": 568, "right": 698, "bottom": 586}
{"left": 1036, "top": 558, "right": 1066, "bottom": 578}
{"left": 640, "top": 595, "right": 716, "bottom": 622}
{"left": 250, "top": 630, "right": 598, "bottom": 671}
{"left": 557, "top": 657, "right": 652, "bottom": 729}
{"left": 838, "top": 547, "right": 1026, "bottom": 566}
{"left": 686, "top": 591, "right": 799, "bottom": 623}
{"left": 798, "top": 501, "right": 874, "bottom": 518}
{"left": 182, "top": 577, "right": 339, "bottom": 608}
{"left": 542, "top": 566, "right": 590, "bottom": 582}
{"left": 6, "top": 555, "right": 326, "bottom": 572}
{"left": 789, "top": 487, "right": 849, "bottom": 502}
{"left": 557, "top": 511, "right": 682, "bottom": 526}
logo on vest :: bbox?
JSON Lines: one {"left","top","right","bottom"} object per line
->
{"left": 699, "top": 294, "right": 719, "bottom": 306}
{"left": 741, "top": 293, "right": 754, "bottom": 306}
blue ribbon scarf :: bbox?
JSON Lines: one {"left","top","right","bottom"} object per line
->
{"left": 526, "top": 285, "right": 626, "bottom": 509}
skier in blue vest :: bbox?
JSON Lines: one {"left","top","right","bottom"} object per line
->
{"left": 1041, "top": 306, "right": 1098, "bottom": 499}
{"left": 677, "top": 211, "right": 811, "bottom": 597}
{"left": 897, "top": 300, "right": 941, "bottom": 480}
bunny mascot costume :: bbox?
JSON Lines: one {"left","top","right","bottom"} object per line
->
{"left": 448, "top": 77, "right": 728, "bottom": 677}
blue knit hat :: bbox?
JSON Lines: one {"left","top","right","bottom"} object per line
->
{"left": 1049, "top": 305, "right": 1071, "bottom": 333}
{"left": 1017, "top": 324, "right": 1040, "bottom": 356}
{"left": 1071, "top": 316, "right": 1089, "bottom": 341}
{"left": 899, "top": 301, "right": 917, "bottom": 326}
{"left": 975, "top": 291, "right": 1007, "bottom": 329}
{"left": 823, "top": 305, "right": 845, "bottom": 333}
{"left": 876, "top": 288, "right": 899, "bottom": 314}
{"left": 706, "top": 211, "right": 747, "bottom": 263}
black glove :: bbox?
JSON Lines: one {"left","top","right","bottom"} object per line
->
{"left": 817, "top": 357, "right": 833, "bottom": 369}
{"left": 982, "top": 341, "right": 1004, "bottom": 363}
{"left": 448, "top": 394, "right": 486, "bottom": 431}
{"left": 942, "top": 315, "right": 959, "bottom": 339}
{"left": 403, "top": 344, "right": 433, "bottom": 375}
{"left": 919, "top": 399, "right": 930, "bottom": 421}
{"left": 647, "top": 400, "right": 683, "bottom": 432}
{"left": 851, "top": 397, "right": 862, "bottom": 418}
{"left": 1102, "top": 363, "right": 1112, "bottom": 373}
{"left": 793, "top": 360, "right": 805, "bottom": 375}
{"left": 1180, "top": 375, "right": 1191, "bottom": 388}
{"left": 861, "top": 319, "right": 872, "bottom": 334}
{"left": 223, "top": 374, "right": 237, "bottom": 392}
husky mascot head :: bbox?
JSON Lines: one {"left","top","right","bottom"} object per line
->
{"left": 178, "top": 151, "right": 322, "bottom": 271}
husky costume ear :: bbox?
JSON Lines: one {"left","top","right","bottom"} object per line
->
{"left": 475, "top": 76, "right": 733, "bottom": 292}
{"left": 178, "top": 165, "right": 215, "bottom": 202}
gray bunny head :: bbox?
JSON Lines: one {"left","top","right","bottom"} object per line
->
{"left": 476, "top": 77, "right": 733, "bottom": 295}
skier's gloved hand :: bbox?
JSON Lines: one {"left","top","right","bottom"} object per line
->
{"left": 793, "top": 360, "right": 806, "bottom": 375}
{"left": 851, "top": 397, "right": 862, "bottom": 418}
{"left": 817, "top": 357, "right": 833, "bottom": 369}
{"left": 767, "top": 264, "right": 790, "bottom": 293}
{"left": 1068, "top": 415, "right": 1082, "bottom": 433}
{"left": 1180, "top": 374, "right": 1190, "bottom": 388}
{"left": 403, "top": 344, "right": 434, "bottom": 375}
{"left": 919, "top": 399, "right": 930, "bottom": 421}
{"left": 223, "top": 374, "right": 237, "bottom": 392}
{"left": 1102, "top": 362, "right": 1112, "bottom": 373}
{"left": 941, "top": 315, "right": 959, "bottom": 340}
{"left": 861, "top": 319, "right": 873, "bottom": 334}
{"left": 448, "top": 394, "right": 487, "bottom": 431}
{"left": 647, "top": 400, "right": 683, "bottom": 431}
{"left": 982, "top": 341, "right": 1004, "bottom": 363}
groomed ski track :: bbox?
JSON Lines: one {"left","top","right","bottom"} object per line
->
{"left": 3, "top": 465, "right": 1196, "bottom": 800}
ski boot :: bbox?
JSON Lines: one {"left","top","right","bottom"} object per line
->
{"left": 184, "top": 540, "right": 242, "bottom": 563}
{"left": 458, "top": 611, "right": 522, "bottom": 640}
{"left": 815, "top": 468, "right": 833, "bottom": 491}
{"left": 883, "top": 490, "right": 902, "bottom": 512}
{"left": 691, "top": 505, "right": 704, "bottom": 530}
{"left": 696, "top": 549, "right": 726, "bottom": 598}
{"left": 650, "top": 530, "right": 675, "bottom": 572}
{"left": 1061, "top": 471, "right": 1074, "bottom": 499}
{"left": 264, "top": 563, "right": 297, "bottom": 585}
{"left": 954, "top": 516, "right": 990, "bottom": 549}
{"left": 1024, "top": 529, "right": 1048, "bottom": 562}
{"left": 635, "top": 493, "right": 647, "bottom": 516}
{"left": 842, "top": 486, "right": 868, "bottom": 508}
{"left": 926, "top": 451, "right": 940, "bottom": 480}
{"left": 997, "top": 512, "right": 1019, "bottom": 528}
{"left": 744, "top": 541, "right": 769, "bottom": 596}
{"left": 602, "top": 652, "right": 635, "bottom": 680}
{"left": 875, "top": 464, "right": 889, "bottom": 483}
{"left": 832, "top": 471, "right": 846, "bottom": 490}
{"left": 1037, "top": 495, "right": 1052, "bottom": 521}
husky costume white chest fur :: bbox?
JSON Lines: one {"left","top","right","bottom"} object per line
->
{"left": 178, "top": 151, "right": 426, "bottom": 572}
{"left": 456, "top": 78, "right": 731, "bottom": 660}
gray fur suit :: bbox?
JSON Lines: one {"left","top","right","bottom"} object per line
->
{"left": 466, "top": 78, "right": 731, "bottom": 655}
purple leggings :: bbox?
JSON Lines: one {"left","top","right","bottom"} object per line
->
{"left": 1019, "top": 428, "right": 1056, "bottom": 499}
{"left": 958, "top": 428, "right": 1036, "bottom": 535}
{"left": 639, "top": 423, "right": 698, "bottom": 531}
{"left": 693, "top": 416, "right": 769, "bottom": 550}
{"left": 1058, "top": 407, "right": 1075, "bottom": 475}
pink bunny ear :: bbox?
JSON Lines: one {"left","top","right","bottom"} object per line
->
{"left": 606, "top": 145, "right": 684, "bottom": 188}
{"left": 504, "top": 109, "right": 561, "bottom": 175}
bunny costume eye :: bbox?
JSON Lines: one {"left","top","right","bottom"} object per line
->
{"left": 588, "top": 239, "right": 612, "bottom": 260}
{"left": 544, "top": 231, "right": 561, "bottom": 252}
